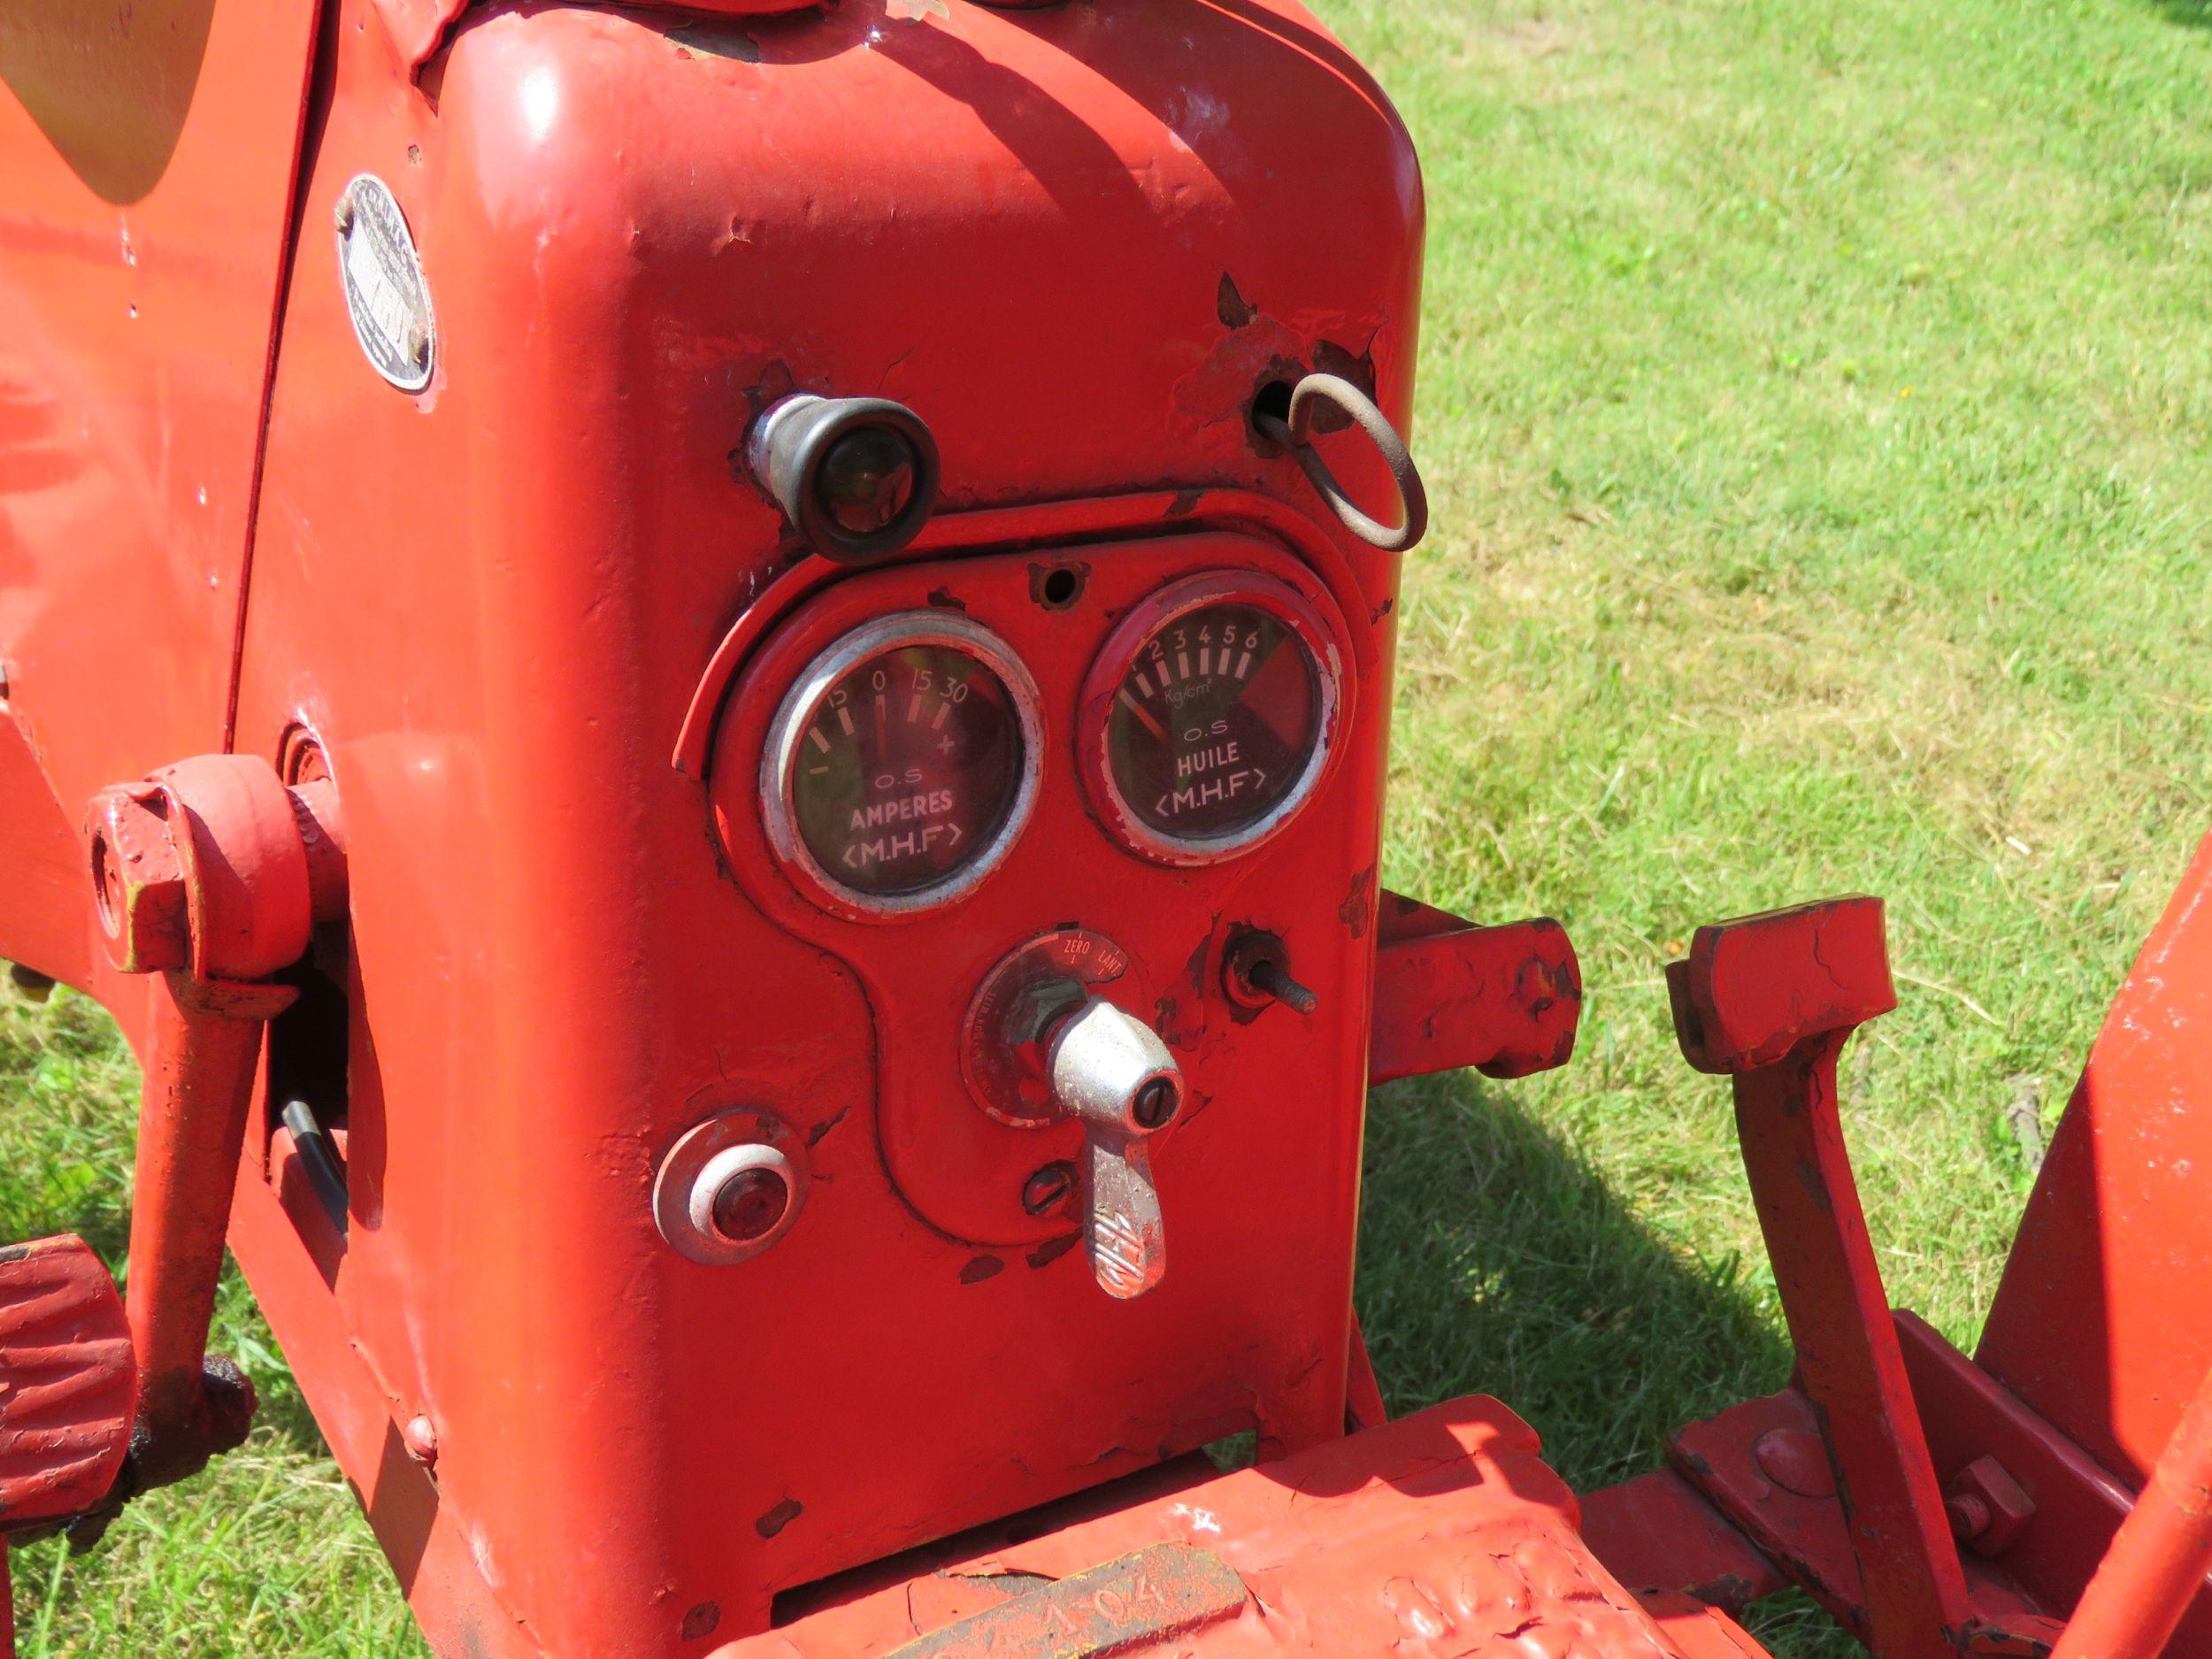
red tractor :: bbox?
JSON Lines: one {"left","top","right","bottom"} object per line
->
{"left": 0, "top": 0, "right": 2205, "bottom": 1654}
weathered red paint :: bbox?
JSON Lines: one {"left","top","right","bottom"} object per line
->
{"left": 2052, "top": 1361, "right": 2212, "bottom": 1659}
{"left": 0, "top": 1235, "right": 137, "bottom": 1659}
{"left": 1580, "top": 1470, "right": 1788, "bottom": 1614}
{"left": 0, "top": 1236, "right": 135, "bottom": 1527}
{"left": 1666, "top": 899, "right": 1973, "bottom": 1659}
{"left": 4, "top": 0, "right": 2208, "bottom": 1650}
{"left": 712, "top": 1397, "right": 1703, "bottom": 1659}
{"left": 1592, "top": 887, "right": 2212, "bottom": 1656}
{"left": 1369, "top": 895, "right": 1581, "bottom": 1084}
{"left": 1898, "top": 1310, "right": 2212, "bottom": 1649}
{"left": 1978, "top": 831, "right": 2212, "bottom": 1489}
{"left": 2, "top": 0, "right": 1601, "bottom": 1649}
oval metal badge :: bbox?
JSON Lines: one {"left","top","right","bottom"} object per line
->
{"left": 334, "top": 174, "right": 435, "bottom": 393}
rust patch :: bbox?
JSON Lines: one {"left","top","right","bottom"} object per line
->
{"left": 756, "top": 1497, "right": 803, "bottom": 1538}
{"left": 960, "top": 1254, "right": 1005, "bottom": 1285}
{"left": 1309, "top": 337, "right": 1379, "bottom": 434}
{"left": 1027, "top": 1233, "right": 1080, "bottom": 1270}
{"left": 668, "top": 19, "right": 761, "bottom": 59}
{"left": 806, "top": 1101, "right": 854, "bottom": 1148}
{"left": 1216, "top": 273, "right": 1258, "bottom": 329}
{"left": 1339, "top": 865, "right": 1377, "bottom": 939}
{"left": 680, "top": 1601, "right": 722, "bottom": 1641}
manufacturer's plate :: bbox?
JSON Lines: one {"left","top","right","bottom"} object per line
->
{"left": 886, "top": 1544, "right": 1247, "bottom": 1659}
{"left": 334, "top": 173, "right": 434, "bottom": 393}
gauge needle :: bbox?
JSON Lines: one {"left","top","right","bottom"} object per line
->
{"left": 1118, "top": 688, "right": 1169, "bottom": 742}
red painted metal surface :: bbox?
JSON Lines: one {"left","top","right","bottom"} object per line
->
{"left": 2052, "top": 1362, "right": 2212, "bottom": 1659}
{"left": 0, "top": 0, "right": 323, "bottom": 992}
{"left": 1662, "top": 1390, "right": 2046, "bottom": 1641}
{"left": 1370, "top": 894, "right": 1581, "bottom": 1084}
{"left": 712, "top": 1397, "right": 1730, "bottom": 1659}
{"left": 1668, "top": 899, "right": 1972, "bottom": 1659}
{"left": 76, "top": 756, "right": 348, "bottom": 1485}
{"left": 6, "top": 0, "right": 2203, "bottom": 1647}
{"left": 0, "top": 1234, "right": 136, "bottom": 1659}
{"left": 0, "top": 1235, "right": 135, "bottom": 1527}
{"left": 1979, "top": 831, "right": 2212, "bottom": 1489}
{"left": 1899, "top": 1311, "right": 2212, "bottom": 1647}
{"left": 0, "top": 1239, "right": 137, "bottom": 1659}
{"left": 125, "top": 972, "right": 293, "bottom": 1483}
{"left": 2, "top": 0, "right": 1487, "bottom": 1646}
{"left": 1581, "top": 1470, "right": 1788, "bottom": 1614}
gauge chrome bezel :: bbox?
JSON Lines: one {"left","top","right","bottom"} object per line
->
{"left": 760, "top": 611, "right": 1044, "bottom": 919}
{"left": 1077, "top": 570, "right": 1345, "bottom": 867}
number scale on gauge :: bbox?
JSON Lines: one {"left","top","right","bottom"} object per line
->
{"left": 788, "top": 641, "right": 1024, "bottom": 897}
{"left": 1105, "top": 601, "right": 1320, "bottom": 842}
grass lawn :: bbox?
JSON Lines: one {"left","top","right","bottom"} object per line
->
{"left": 6, "top": 0, "right": 2212, "bottom": 1648}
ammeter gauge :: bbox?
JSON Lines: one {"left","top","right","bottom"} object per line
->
{"left": 761, "top": 612, "right": 1041, "bottom": 915}
{"left": 1078, "top": 572, "right": 1343, "bottom": 864}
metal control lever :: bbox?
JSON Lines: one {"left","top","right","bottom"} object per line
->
{"left": 1045, "top": 999, "right": 1182, "bottom": 1300}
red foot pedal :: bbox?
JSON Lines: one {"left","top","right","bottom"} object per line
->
{"left": 0, "top": 1234, "right": 136, "bottom": 1525}
{"left": 0, "top": 1235, "right": 134, "bottom": 1659}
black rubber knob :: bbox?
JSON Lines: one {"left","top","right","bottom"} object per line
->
{"left": 751, "top": 395, "right": 941, "bottom": 563}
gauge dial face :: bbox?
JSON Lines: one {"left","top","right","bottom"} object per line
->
{"left": 1100, "top": 592, "right": 1329, "bottom": 854}
{"left": 765, "top": 616, "right": 1040, "bottom": 912}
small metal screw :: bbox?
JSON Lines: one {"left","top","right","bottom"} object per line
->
{"left": 403, "top": 319, "right": 431, "bottom": 368}
{"left": 1247, "top": 955, "right": 1318, "bottom": 1015}
{"left": 1022, "top": 1162, "right": 1075, "bottom": 1217}
{"left": 1133, "top": 1078, "right": 1180, "bottom": 1130}
{"left": 1223, "top": 928, "right": 1319, "bottom": 1016}
{"left": 334, "top": 195, "right": 356, "bottom": 236}
{"left": 402, "top": 1415, "right": 438, "bottom": 1468}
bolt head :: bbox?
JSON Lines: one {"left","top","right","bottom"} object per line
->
{"left": 86, "top": 785, "right": 189, "bottom": 974}
{"left": 402, "top": 1415, "right": 438, "bottom": 1467}
{"left": 1752, "top": 1427, "right": 1836, "bottom": 1499}
{"left": 1947, "top": 1455, "right": 2034, "bottom": 1556}
{"left": 814, "top": 426, "right": 918, "bottom": 537}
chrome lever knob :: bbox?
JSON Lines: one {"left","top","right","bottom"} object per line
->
{"left": 1047, "top": 999, "right": 1181, "bottom": 1300}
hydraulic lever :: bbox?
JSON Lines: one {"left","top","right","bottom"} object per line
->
{"left": 962, "top": 929, "right": 1183, "bottom": 1300}
{"left": 1045, "top": 997, "right": 1181, "bottom": 1299}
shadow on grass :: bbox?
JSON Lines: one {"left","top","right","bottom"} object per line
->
{"left": 2140, "top": 0, "right": 2212, "bottom": 23}
{"left": 1357, "top": 1070, "right": 1788, "bottom": 1483}
{"left": 1356, "top": 1070, "right": 1857, "bottom": 1653}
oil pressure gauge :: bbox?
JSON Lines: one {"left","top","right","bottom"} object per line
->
{"left": 1079, "top": 572, "right": 1344, "bottom": 864}
{"left": 762, "top": 612, "right": 1041, "bottom": 916}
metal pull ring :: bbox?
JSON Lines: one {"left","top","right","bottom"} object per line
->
{"left": 1253, "top": 372, "right": 1429, "bottom": 553}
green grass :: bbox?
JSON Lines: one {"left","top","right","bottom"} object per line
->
{"left": 7, "top": 0, "right": 2212, "bottom": 1649}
